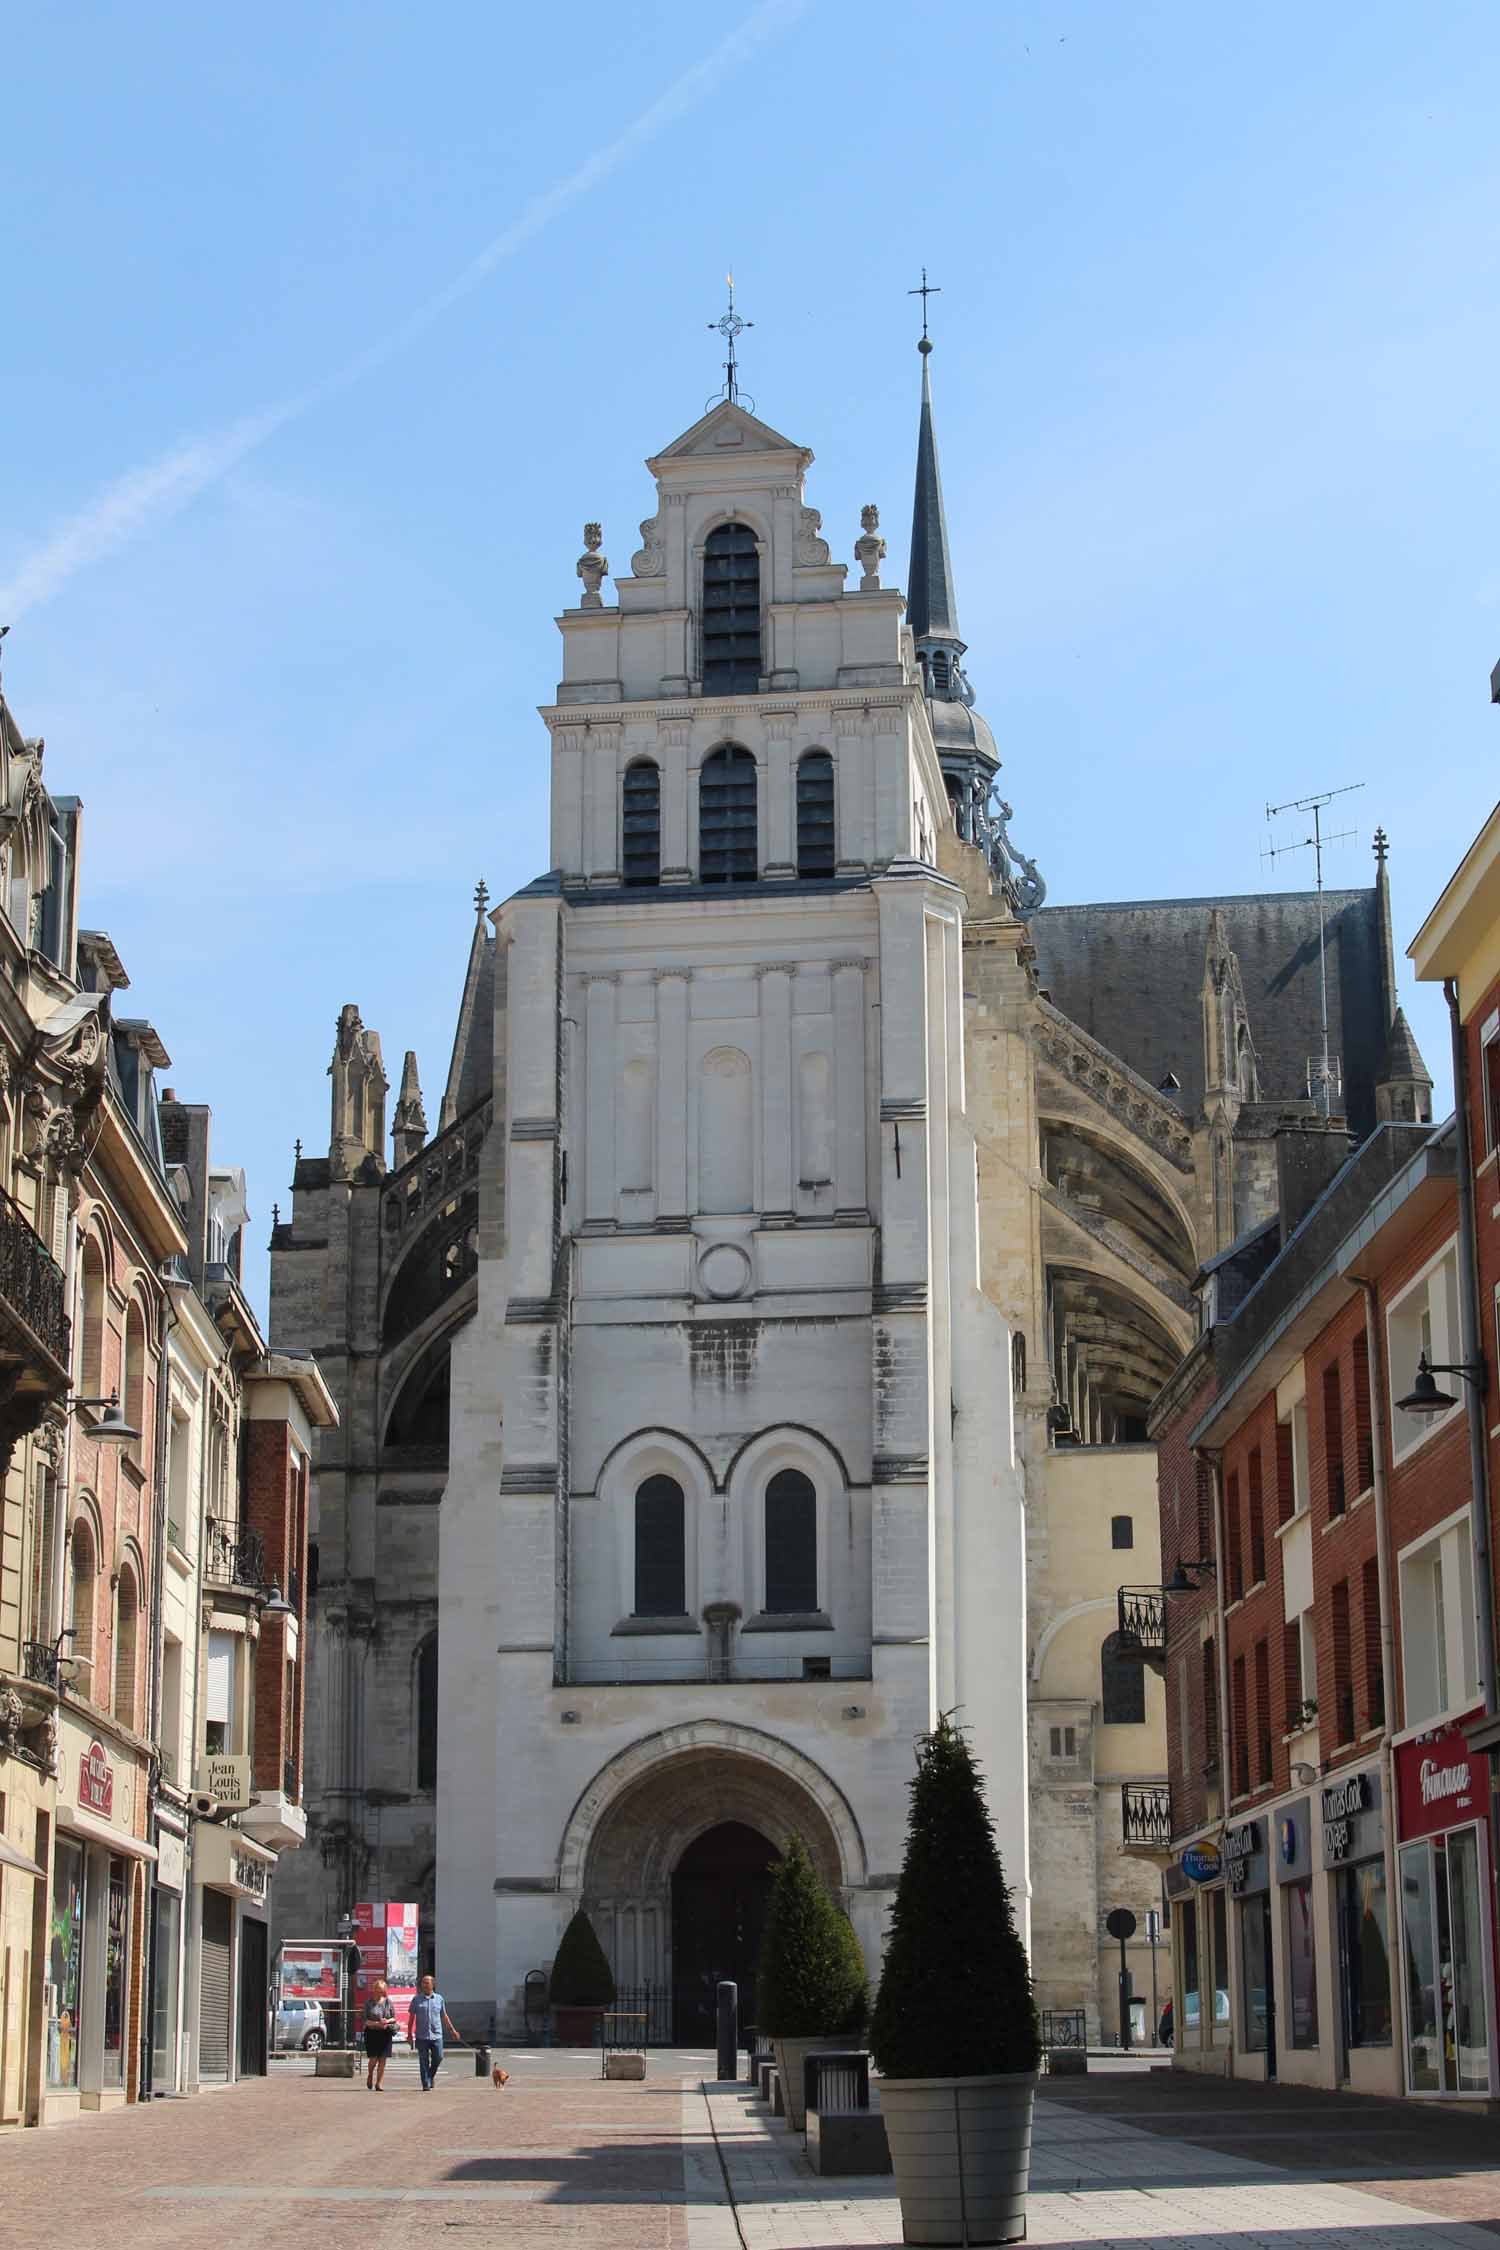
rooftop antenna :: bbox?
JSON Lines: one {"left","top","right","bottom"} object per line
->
{"left": 707, "top": 272, "right": 754, "bottom": 415}
{"left": 1262, "top": 782, "right": 1364, "bottom": 1118}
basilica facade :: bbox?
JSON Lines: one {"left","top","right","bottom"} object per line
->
{"left": 269, "top": 348, "right": 1426, "bottom": 2039}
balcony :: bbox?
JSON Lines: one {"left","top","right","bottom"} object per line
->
{"left": 1121, "top": 1782, "right": 1172, "bottom": 1851}
{"left": 0, "top": 1186, "right": 70, "bottom": 1407}
{"left": 21, "top": 1638, "right": 62, "bottom": 1691}
{"left": 1116, "top": 1586, "right": 1167, "bottom": 1669}
{"left": 203, "top": 1515, "right": 268, "bottom": 1594}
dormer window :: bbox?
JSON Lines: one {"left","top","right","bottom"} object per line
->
{"left": 622, "top": 759, "right": 661, "bottom": 887}
{"left": 701, "top": 522, "right": 760, "bottom": 694}
{"left": 699, "top": 746, "right": 757, "bottom": 884}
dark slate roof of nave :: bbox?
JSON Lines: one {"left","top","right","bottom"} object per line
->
{"left": 1029, "top": 887, "right": 1388, "bottom": 1140}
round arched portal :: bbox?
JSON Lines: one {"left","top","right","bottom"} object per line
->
{"left": 560, "top": 1723, "right": 862, "bottom": 2042}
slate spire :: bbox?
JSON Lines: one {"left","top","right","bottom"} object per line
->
{"left": 908, "top": 337, "right": 964, "bottom": 658}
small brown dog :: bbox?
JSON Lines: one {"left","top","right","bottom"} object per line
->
{"left": 492, "top": 2065, "right": 511, "bottom": 2087}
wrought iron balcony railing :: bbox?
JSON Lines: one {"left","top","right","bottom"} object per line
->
{"left": 203, "top": 1515, "right": 268, "bottom": 1592}
{"left": 1116, "top": 1585, "right": 1167, "bottom": 1663}
{"left": 0, "top": 1187, "right": 69, "bottom": 1375}
{"left": 1121, "top": 1782, "right": 1173, "bottom": 1849}
{"left": 21, "top": 1639, "right": 62, "bottom": 1690}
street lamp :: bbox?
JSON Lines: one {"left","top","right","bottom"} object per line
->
{"left": 72, "top": 1389, "right": 141, "bottom": 1443}
{"left": 1396, "top": 1350, "right": 1486, "bottom": 1419}
{"left": 260, "top": 1582, "right": 293, "bottom": 1620}
{"left": 1164, "top": 1557, "right": 1217, "bottom": 1595}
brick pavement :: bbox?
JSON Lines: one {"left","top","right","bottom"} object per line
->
{"left": 2, "top": 2048, "right": 1498, "bottom": 2250}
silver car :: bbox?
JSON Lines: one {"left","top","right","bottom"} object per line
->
{"left": 274, "top": 1996, "right": 327, "bottom": 2052}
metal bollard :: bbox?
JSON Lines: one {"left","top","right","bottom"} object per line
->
{"left": 475, "top": 2044, "right": 491, "bottom": 2077}
{"left": 715, "top": 1981, "right": 738, "bottom": 2084}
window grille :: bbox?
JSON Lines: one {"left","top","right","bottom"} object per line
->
{"left": 796, "top": 752, "right": 835, "bottom": 878}
{"left": 699, "top": 745, "right": 758, "bottom": 884}
{"left": 701, "top": 521, "right": 761, "bottom": 693}
{"left": 765, "top": 1468, "right": 817, "bottom": 1612}
{"left": 634, "top": 1475, "right": 686, "bottom": 1615}
{"left": 622, "top": 760, "right": 661, "bottom": 887}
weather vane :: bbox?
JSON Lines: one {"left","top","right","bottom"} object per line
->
{"left": 909, "top": 267, "right": 941, "bottom": 354}
{"left": 708, "top": 271, "right": 754, "bottom": 413}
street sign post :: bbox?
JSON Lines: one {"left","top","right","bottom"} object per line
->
{"left": 1106, "top": 1907, "right": 1137, "bottom": 2051}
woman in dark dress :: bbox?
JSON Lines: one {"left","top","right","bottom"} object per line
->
{"left": 363, "top": 1977, "right": 396, "bottom": 2089}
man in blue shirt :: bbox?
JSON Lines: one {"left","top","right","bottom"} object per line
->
{"left": 407, "top": 1974, "right": 461, "bottom": 2090}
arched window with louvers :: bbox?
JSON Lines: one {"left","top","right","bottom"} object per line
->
{"left": 700, "top": 521, "right": 761, "bottom": 693}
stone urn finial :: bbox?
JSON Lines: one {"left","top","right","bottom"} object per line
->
{"left": 854, "top": 503, "right": 886, "bottom": 591}
{"left": 576, "top": 522, "right": 608, "bottom": 608}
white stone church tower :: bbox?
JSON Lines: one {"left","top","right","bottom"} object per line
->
{"left": 433, "top": 387, "right": 1028, "bottom": 2034}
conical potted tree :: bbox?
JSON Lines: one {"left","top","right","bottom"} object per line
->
{"left": 870, "top": 1718, "right": 1039, "bottom": 2245}
{"left": 548, "top": 1907, "right": 616, "bottom": 2047}
{"left": 755, "top": 1836, "right": 866, "bottom": 2131}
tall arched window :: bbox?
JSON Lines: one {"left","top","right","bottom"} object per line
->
{"left": 69, "top": 1518, "right": 96, "bottom": 1690}
{"left": 634, "top": 1474, "right": 686, "bottom": 1616}
{"left": 622, "top": 759, "right": 661, "bottom": 887}
{"left": 122, "top": 1298, "right": 147, "bottom": 1467}
{"left": 416, "top": 1634, "right": 438, "bottom": 1793}
{"left": 796, "top": 752, "right": 835, "bottom": 878}
{"left": 113, "top": 1563, "right": 139, "bottom": 1727}
{"left": 1100, "top": 1630, "right": 1146, "bottom": 1724}
{"left": 80, "top": 1238, "right": 106, "bottom": 1398}
{"left": 701, "top": 521, "right": 760, "bottom": 692}
{"left": 699, "top": 746, "right": 758, "bottom": 884}
{"left": 764, "top": 1469, "right": 817, "bottom": 1613}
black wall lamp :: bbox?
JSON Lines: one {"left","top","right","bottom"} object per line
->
{"left": 1164, "top": 1557, "right": 1217, "bottom": 1595}
{"left": 1396, "top": 1350, "right": 1486, "bottom": 1419}
{"left": 72, "top": 1389, "right": 140, "bottom": 1444}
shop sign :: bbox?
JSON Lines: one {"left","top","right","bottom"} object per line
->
{"left": 1224, "top": 1819, "right": 1260, "bottom": 1895}
{"left": 1396, "top": 1717, "right": 1483, "bottom": 1842}
{"left": 196, "top": 1753, "right": 252, "bottom": 1809}
{"left": 231, "top": 1849, "right": 269, "bottom": 1899}
{"left": 156, "top": 1825, "right": 187, "bottom": 1892}
{"left": 1180, "top": 1842, "right": 1222, "bottom": 1885}
{"left": 78, "top": 1738, "right": 114, "bottom": 1818}
{"left": 1275, "top": 1799, "right": 1312, "bottom": 1884}
{"left": 1322, "top": 1771, "right": 1366, "bottom": 1863}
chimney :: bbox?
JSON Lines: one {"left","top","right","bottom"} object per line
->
{"left": 1275, "top": 1115, "right": 1352, "bottom": 1246}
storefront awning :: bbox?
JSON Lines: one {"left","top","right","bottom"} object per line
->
{"left": 0, "top": 1834, "right": 47, "bottom": 1878}
{"left": 57, "top": 1807, "right": 158, "bottom": 1861}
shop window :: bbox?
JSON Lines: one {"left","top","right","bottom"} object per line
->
{"left": 764, "top": 1468, "right": 817, "bottom": 1613}
{"left": 416, "top": 1633, "right": 438, "bottom": 1792}
{"left": 47, "top": 1838, "right": 85, "bottom": 2089}
{"left": 1240, "top": 1892, "right": 1271, "bottom": 2051}
{"left": 1285, "top": 1880, "right": 1318, "bottom": 2047}
{"left": 102, "top": 1855, "right": 130, "bottom": 2087}
{"left": 633, "top": 1474, "right": 686, "bottom": 1617}
{"left": 1211, "top": 1887, "right": 1230, "bottom": 2030}
{"left": 622, "top": 760, "right": 661, "bottom": 887}
{"left": 795, "top": 752, "right": 836, "bottom": 878}
{"left": 1401, "top": 1831, "right": 1491, "bottom": 2093}
{"left": 1337, "top": 1857, "right": 1392, "bottom": 2049}
{"left": 1100, "top": 1630, "right": 1145, "bottom": 1725}
{"left": 1110, "top": 1515, "right": 1133, "bottom": 1550}
{"left": 698, "top": 745, "right": 758, "bottom": 883}
{"left": 1179, "top": 1897, "right": 1199, "bottom": 2035}
{"left": 700, "top": 522, "right": 761, "bottom": 693}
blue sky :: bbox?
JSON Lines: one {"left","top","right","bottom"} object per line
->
{"left": 5, "top": 1, "right": 1498, "bottom": 1316}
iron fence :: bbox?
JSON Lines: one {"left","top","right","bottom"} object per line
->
{"left": 1116, "top": 1586, "right": 1167, "bottom": 1662}
{"left": 0, "top": 1187, "right": 68, "bottom": 1372}
{"left": 204, "top": 1515, "right": 268, "bottom": 1591}
{"left": 611, "top": 1983, "right": 675, "bottom": 2045}
{"left": 1040, "top": 2008, "right": 1087, "bottom": 2048}
{"left": 21, "top": 1639, "right": 61, "bottom": 1690}
{"left": 1121, "top": 1782, "right": 1172, "bottom": 1848}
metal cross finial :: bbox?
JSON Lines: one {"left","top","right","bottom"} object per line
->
{"left": 1373, "top": 826, "right": 1388, "bottom": 866}
{"left": 909, "top": 267, "right": 941, "bottom": 354}
{"left": 474, "top": 876, "right": 489, "bottom": 917}
{"left": 294, "top": 1137, "right": 302, "bottom": 1162}
{"left": 272, "top": 1201, "right": 281, "bottom": 1228}
{"left": 707, "top": 271, "right": 754, "bottom": 411}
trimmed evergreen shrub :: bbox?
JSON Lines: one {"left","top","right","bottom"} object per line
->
{"left": 549, "top": 1908, "right": 616, "bottom": 2008}
{"left": 870, "top": 1716, "right": 1039, "bottom": 2079}
{"left": 756, "top": 1836, "right": 866, "bottom": 2037}
{"left": 834, "top": 1911, "right": 869, "bottom": 2035}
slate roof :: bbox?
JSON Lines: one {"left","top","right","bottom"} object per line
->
{"left": 1030, "top": 887, "right": 1390, "bottom": 1140}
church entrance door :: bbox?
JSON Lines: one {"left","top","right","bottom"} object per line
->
{"left": 670, "top": 1822, "right": 776, "bottom": 2047}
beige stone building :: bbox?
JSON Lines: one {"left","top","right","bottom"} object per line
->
{"left": 267, "top": 342, "right": 1425, "bottom": 2043}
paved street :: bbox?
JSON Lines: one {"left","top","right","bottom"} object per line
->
{"left": 3, "top": 2052, "right": 1499, "bottom": 2250}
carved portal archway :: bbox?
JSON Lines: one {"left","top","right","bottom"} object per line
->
{"left": 558, "top": 1721, "right": 863, "bottom": 1993}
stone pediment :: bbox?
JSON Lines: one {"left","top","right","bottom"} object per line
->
{"left": 647, "top": 400, "right": 811, "bottom": 473}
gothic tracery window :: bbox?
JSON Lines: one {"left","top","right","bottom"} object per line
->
{"left": 622, "top": 759, "right": 661, "bottom": 887}
{"left": 796, "top": 752, "right": 835, "bottom": 878}
{"left": 764, "top": 1468, "right": 817, "bottom": 1613}
{"left": 701, "top": 521, "right": 760, "bottom": 693}
{"left": 699, "top": 746, "right": 758, "bottom": 884}
{"left": 633, "top": 1474, "right": 686, "bottom": 1616}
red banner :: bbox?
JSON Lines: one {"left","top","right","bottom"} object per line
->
{"left": 1394, "top": 1713, "right": 1484, "bottom": 1841}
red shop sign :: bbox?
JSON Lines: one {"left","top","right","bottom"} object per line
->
{"left": 78, "top": 1738, "right": 114, "bottom": 1818}
{"left": 1395, "top": 1714, "right": 1483, "bottom": 1841}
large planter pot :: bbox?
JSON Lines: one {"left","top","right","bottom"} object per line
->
{"left": 770, "top": 2034, "right": 842, "bottom": 2132}
{"left": 878, "top": 2072, "right": 1036, "bottom": 2246}
{"left": 550, "top": 2005, "right": 606, "bottom": 2048}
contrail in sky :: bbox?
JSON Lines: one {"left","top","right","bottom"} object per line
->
{"left": 0, "top": 0, "right": 808, "bottom": 622}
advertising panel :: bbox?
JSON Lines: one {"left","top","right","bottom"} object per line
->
{"left": 352, "top": 1901, "right": 420, "bottom": 2017}
{"left": 280, "top": 1946, "right": 341, "bottom": 2001}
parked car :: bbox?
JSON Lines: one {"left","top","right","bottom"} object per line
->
{"left": 274, "top": 1996, "right": 328, "bottom": 2052}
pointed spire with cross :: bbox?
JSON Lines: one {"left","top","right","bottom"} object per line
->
{"left": 707, "top": 272, "right": 754, "bottom": 412}
{"left": 909, "top": 265, "right": 941, "bottom": 355}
